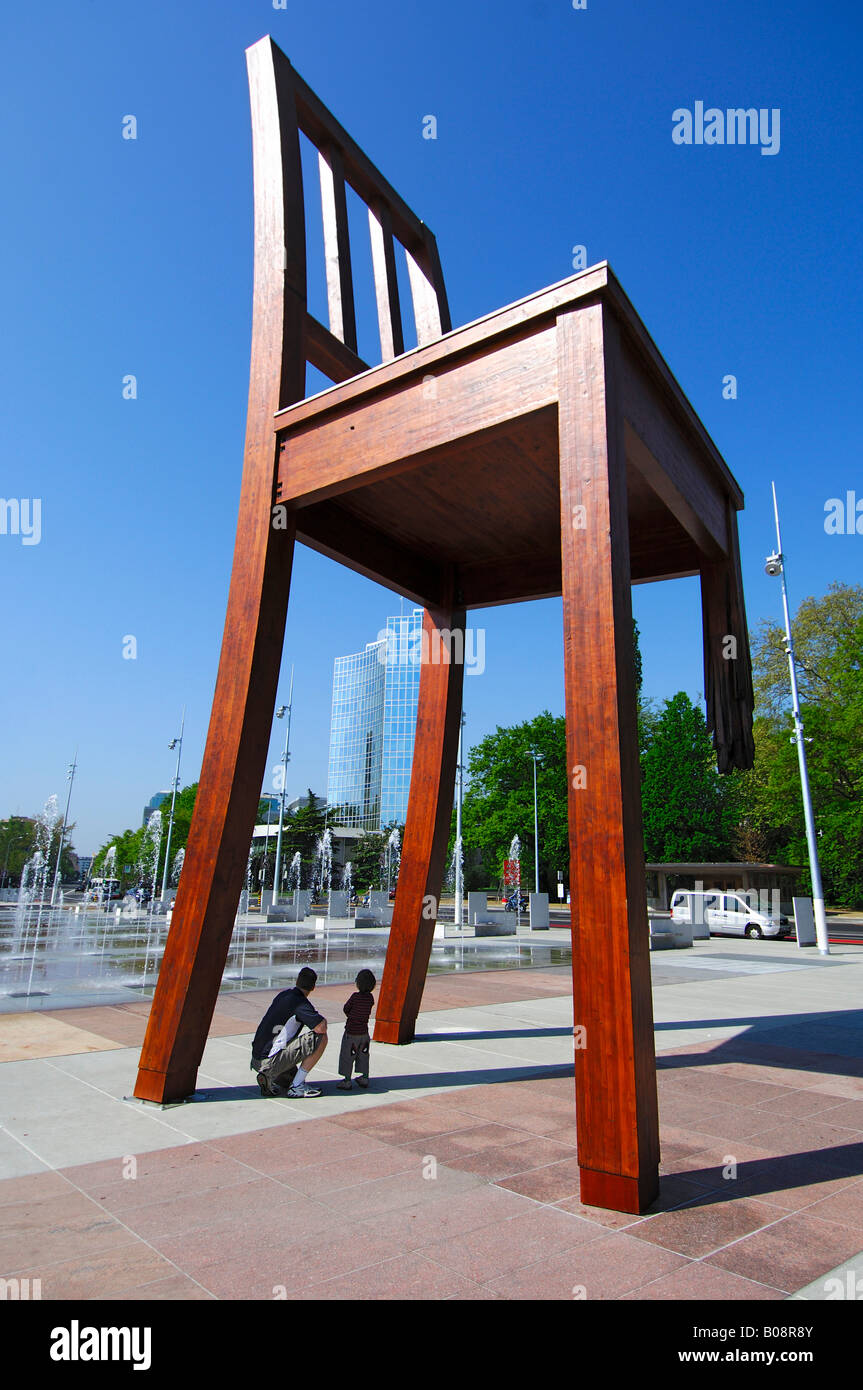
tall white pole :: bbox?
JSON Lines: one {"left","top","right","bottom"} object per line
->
{"left": 273, "top": 666, "right": 294, "bottom": 906}
{"left": 50, "top": 750, "right": 78, "bottom": 905}
{"left": 454, "top": 712, "right": 465, "bottom": 926}
{"left": 532, "top": 752, "right": 540, "bottom": 896}
{"left": 771, "top": 483, "right": 829, "bottom": 956}
{"left": 160, "top": 708, "right": 185, "bottom": 900}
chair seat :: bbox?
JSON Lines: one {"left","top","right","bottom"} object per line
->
{"left": 274, "top": 263, "right": 740, "bottom": 609}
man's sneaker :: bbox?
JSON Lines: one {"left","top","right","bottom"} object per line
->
{"left": 355, "top": 1077, "right": 369, "bottom": 1089}
{"left": 286, "top": 1083, "right": 322, "bottom": 1098}
{"left": 257, "top": 1072, "right": 272, "bottom": 1097}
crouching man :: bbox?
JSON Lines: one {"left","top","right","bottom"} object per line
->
{"left": 251, "top": 966, "right": 328, "bottom": 1098}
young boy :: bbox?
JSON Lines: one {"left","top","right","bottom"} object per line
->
{"left": 336, "top": 969, "right": 375, "bottom": 1090}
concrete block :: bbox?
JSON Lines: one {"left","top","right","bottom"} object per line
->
{"left": 529, "top": 893, "right": 549, "bottom": 930}
{"left": 328, "top": 891, "right": 349, "bottom": 918}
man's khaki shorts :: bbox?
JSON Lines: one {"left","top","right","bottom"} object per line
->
{"left": 254, "top": 1026, "right": 320, "bottom": 1088}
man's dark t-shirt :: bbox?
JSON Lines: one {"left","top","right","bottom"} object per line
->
{"left": 252, "top": 987, "right": 325, "bottom": 1062}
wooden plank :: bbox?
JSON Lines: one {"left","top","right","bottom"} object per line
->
{"left": 558, "top": 302, "right": 660, "bottom": 1213}
{"left": 368, "top": 203, "right": 405, "bottom": 361}
{"left": 296, "top": 499, "right": 444, "bottom": 607}
{"left": 306, "top": 314, "right": 369, "bottom": 384}
{"left": 134, "top": 36, "right": 306, "bottom": 1105}
{"left": 458, "top": 554, "right": 562, "bottom": 608}
{"left": 700, "top": 498, "right": 755, "bottom": 772}
{"left": 277, "top": 328, "right": 558, "bottom": 505}
{"left": 274, "top": 266, "right": 609, "bottom": 433}
{"left": 374, "top": 604, "right": 466, "bottom": 1043}
{"left": 285, "top": 52, "right": 437, "bottom": 259}
{"left": 406, "top": 238, "right": 450, "bottom": 346}
{"left": 318, "top": 144, "right": 357, "bottom": 352}
{"left": 623, "top": 382, "right": 728, "bottom": 558}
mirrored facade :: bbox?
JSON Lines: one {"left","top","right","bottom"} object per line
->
{"left": 328, "top": 610, "right": 422, "bottom": 831}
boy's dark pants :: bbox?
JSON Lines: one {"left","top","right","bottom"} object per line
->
{"left": 338, "top": 1031, "right": 370, "bottom": 1079}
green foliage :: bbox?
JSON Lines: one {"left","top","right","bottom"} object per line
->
{"left": 459, "top": 711, "right": 569, "bottom": 894}
{"left": 454, "top": 623, "right": 643, "bottom": 893}
{"left": 640, "top": 692, "right": 739, "bottom": 861}
{"left": 350, "top": 831, "right": 386, "bottom": 892}
{"left": 348, "top": 822, "right": 403, "bottom": 892}
{"left": 0, "top": 815, "right": 77, "bottom": 886}
{"left": 741, "top": 583, "right": 863, "bottom": 906}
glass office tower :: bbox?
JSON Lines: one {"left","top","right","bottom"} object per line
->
{"left": 328, "top": 610, "right": 422, "bottom": 831}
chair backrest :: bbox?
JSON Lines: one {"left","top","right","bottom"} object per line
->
{"left": 247, "top": 36, "right": 450, "bottom": 407}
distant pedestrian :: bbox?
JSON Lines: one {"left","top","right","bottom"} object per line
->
{"left": 336, "top": 969, "right": 375, "bottom": 1090}
{"left": 251, "top": 966, "right": 328, "bottom": 1098}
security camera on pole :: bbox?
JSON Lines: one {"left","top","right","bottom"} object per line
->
{"left": 765, "top": 482, "right": 829, "bottom": 956}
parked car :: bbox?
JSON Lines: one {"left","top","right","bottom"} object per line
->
{"left": 669, "top": 890, "right": 791, "bottom": 940}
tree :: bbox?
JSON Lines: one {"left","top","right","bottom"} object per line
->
{"left": 640, "top": 692, "right": 738, "bottom": 861}
{"left": 742, "top": 583, "right": 863, "bottom": 905}
{"left": 0, "top": 815, "right": 77, "bottom": 888}
{"left": 459, "top": 711, "right": 569, "bottom": 894}
{"left": 351, "top": 830, "right": 386, "bottom": 892}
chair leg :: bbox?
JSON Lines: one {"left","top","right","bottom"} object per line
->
{"left": 374, "top": 606, "right": 465, "bottom": 1044}
{"left": 558, "top": 303, "right": 660, "bottom": 1214}
{"left": 134, "top": 493, "right": 296, "bottom": 1104}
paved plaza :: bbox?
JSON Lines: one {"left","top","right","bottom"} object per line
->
{"left": 1, "top": 937, "right": 863, "bottom": 1300}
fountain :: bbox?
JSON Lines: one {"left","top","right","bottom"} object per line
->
{"left": 386, "top": 826, "right": 401, "bottom": 895}
{"left": 287, "top": 850, "right": 301, "bottom": 893}
{"left": 141, "top": 811, "right": 163, "bottom": 983}
{"left": 507, "top": 833, "right": 524, "bottom": 929}
{"left": 313, "top": 829, "right": 332, "bottom": 900}
{"left": 12, "top": 851, "right": 41, "bottom": 957}
{"left": 170, "top": 846, "right": 185, "bottom": 888}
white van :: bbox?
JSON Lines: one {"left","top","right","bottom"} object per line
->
{"left": 669, "top": 890, "right": 792, "bottom": 940}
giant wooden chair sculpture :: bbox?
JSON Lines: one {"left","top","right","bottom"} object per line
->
{"left": 134, "top": 36, "right": 754, "bottom": 1214}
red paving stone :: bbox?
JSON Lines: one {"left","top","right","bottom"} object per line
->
{"left": 704, "top": 1212, "right": 863, "bottom": 1292}
{"left": 3, "top": 981, "right": 863, "bottom": 1300}
{"left": 629, "top": 1193, "right": 788, "bottom": 1258}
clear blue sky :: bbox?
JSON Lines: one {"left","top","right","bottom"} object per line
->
{"left": 1, "top": 0, "right": 861, "bottom": 855}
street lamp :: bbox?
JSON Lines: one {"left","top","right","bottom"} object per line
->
{"left": 454, "top": 710, "right": 466, "bottom": 927}
{"left": 766, "top": 482, "right": 829, "bottom": 956}
{"left": 272, "top": 666, "right": 294, "bottom": 906}
{"left": 160, "top": 709, "right": 185, "bottom": 900}
{"left": 527, "top": 748, "right": 544, "bottom": 895}
{"left": 50, "top": 750, "right": 78, "bottom": 905}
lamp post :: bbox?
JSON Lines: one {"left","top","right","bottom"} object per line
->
{"left": 272, "top": 666, "right": 294, "bottom": 906}
{"left": 50, "top": 751, "right": 78, "bottom": 905}
{"left": 765, "top": 482, "right": 829, "bottom": 956}
{"left": 454, "top": 711, "right": 466, "bottom": 927}
{"left": 527, "top": 748, "right": 543, "bottom": 895}
{"left": 160, "top": 709, "right": 185, "bottom": 900}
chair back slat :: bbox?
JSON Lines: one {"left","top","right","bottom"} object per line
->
{"left": 257, "top": 38, "right": 448, "bottom": 389}
{"left": 406, "top": 239, "right": 451, "bottom": 346}
{"left": 318, "top": 144, "right": 358, "bottom": 353}
{"left": 368, "top": 202, "right": 405, "bottom": 361}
